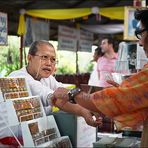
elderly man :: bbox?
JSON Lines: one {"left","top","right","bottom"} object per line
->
{"left": 9, "top": 40, "right": 101, "bottom": 127}
{"left": 52, "top": 9, "right": 148, "bottom": 147}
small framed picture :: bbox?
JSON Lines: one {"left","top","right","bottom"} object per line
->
{"left": 124, "top": 7, "right": 139, "bottom": 40}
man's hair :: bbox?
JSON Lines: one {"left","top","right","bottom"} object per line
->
{"left": 102, "top": 37, "right": 115, "bottom": 48}
{"left": 135, "top": 8, "right": 148, "bottom": 29}
{"left": 28, "top": 40, "right": 54, "bottom": 55}
{"left": 95, "top": 47, "right": 103, "bottom": 56}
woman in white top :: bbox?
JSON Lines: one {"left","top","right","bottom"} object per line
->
{"left": 88, "top": 47, "right": 103, "bottom": 86}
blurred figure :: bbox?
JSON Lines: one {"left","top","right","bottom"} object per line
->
{"left": 88, "top": 47, "right": 103, "bottom": 86}
{"left": 97, "top": 37, "right": 118, "bottom": 87}
{"left": 52, "top": 8, "right": 148, "bottom": 147}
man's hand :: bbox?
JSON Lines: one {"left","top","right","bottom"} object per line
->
{"left": 52, "top": 87, "right": 69, "bottom": 107}
{"left": 51, "top": 88, "right": 102, "bottom": 127}
{"left": 81, "top": 109, "right": 102, "bottom": 127}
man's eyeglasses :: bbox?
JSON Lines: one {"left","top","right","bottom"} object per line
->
{"left": 135, "top": 28, "right": 147, "bottom": 39}
{"left": 34, "top": 55, "right": 58, "bottom": 64}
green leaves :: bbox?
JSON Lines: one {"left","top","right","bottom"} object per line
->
{"left": 0, "top": 36, "right": 20, "bottom": 76}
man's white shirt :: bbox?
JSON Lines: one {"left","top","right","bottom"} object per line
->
{"left": 9, "top": 67, "right": 63, "bottom": 115}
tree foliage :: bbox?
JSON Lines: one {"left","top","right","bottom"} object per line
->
{"left": 0, "top": 36, "right": 20, "bottom": 76}
{"left": 0, "top": 37, "right": 93, "bottom": 76}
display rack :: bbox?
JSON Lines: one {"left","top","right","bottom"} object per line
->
{"left": 0, "top": 77, "right": 72, "bottom": 147}
{"left": 115, "top": 42, "right": 148, "bottom": 73}
{"left": 2, "top": 96, "right": 45, "bottom": 126}
{"left": 21, "top": 115, "right": 72, "bottom": 147}
{"left": 0, "top": 77, "right": 31, "bottom": 102}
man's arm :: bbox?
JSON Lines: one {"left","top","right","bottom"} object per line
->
{"left": 53, "top": 72, "right": 148, "bottom": 118}
{"left": 53, "top": 87, "right": 99, "bottom": 113}
{"left": 54, "top": 98, "right": 102, "bottom": 127}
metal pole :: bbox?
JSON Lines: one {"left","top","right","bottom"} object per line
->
{"left": 76, "top": 40, "right": 79, "bottom": 74}
{"left": 19, "top": 35, "right": 23, "bottom": 68}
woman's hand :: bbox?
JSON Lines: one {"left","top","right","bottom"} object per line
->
{"left": 106, "top": 80, "right": 119, "bottom": 87}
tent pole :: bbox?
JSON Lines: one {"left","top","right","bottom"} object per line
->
{"left": 19, "top": 35, "right": 23, "bottom": 68}
{"left": 76, "top": 40, "right": 79, "bottom": 74}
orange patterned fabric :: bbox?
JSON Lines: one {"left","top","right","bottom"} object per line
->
{"left": 92, "top": 63, "right": 148, "bottom": 129}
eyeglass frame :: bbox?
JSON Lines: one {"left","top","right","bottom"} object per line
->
{"left": 135, "top": 28, "right": 147, "bottom": 39}
{"left": 33, "top": 54, "right": 58, "bottom": 64}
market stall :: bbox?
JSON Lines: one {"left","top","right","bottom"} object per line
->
{"left": 0, "top": 1, "right": 148, "bottom": 147}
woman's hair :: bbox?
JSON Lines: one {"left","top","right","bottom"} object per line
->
{"left": 135, "top": 8, "right": 148, "bottom": 29}
{"left": 28, "top": 40, "right": 54, "bottom": 55}
{"left": 95, "top": 47, "right": 104, "bottom": 56}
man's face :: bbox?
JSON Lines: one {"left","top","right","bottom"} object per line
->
{"left": 139, "top": 22, "right": 148, "bottom": 57}
{"left": 28, "top": 44, "right": 56, "bottom": 80}
{"left": 100, "top": 39, "right": 110, "bottom": 53}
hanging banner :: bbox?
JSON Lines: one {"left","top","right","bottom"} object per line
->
{"left": 58, "top": 25, "right": 93, "bottom": 52}
{"left": 79, "top": 29, "right": 93, "bottom": 52}
{"left": 0, "top": 12, "right": 7, "bottom": 45}
{"left": 25, "top": 17, "right": 50, "bottom": 46}
{"left": 58, "top": 25, "right": 78, "bottom": 51}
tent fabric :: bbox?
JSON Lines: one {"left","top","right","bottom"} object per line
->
{"left": 99, "top": 7, "right": 124, "bottom": 20}
{"left": 26, "top": 8, "right": 91, "bottom": 20}
{"left": 17, "top": 6, "right": 124, "bottom": 35}
{"left": 81, "top": 24, "right": 124, "bottom": 34}
{"left": 17, "top": 15, "right": 26, "bottom": 35}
